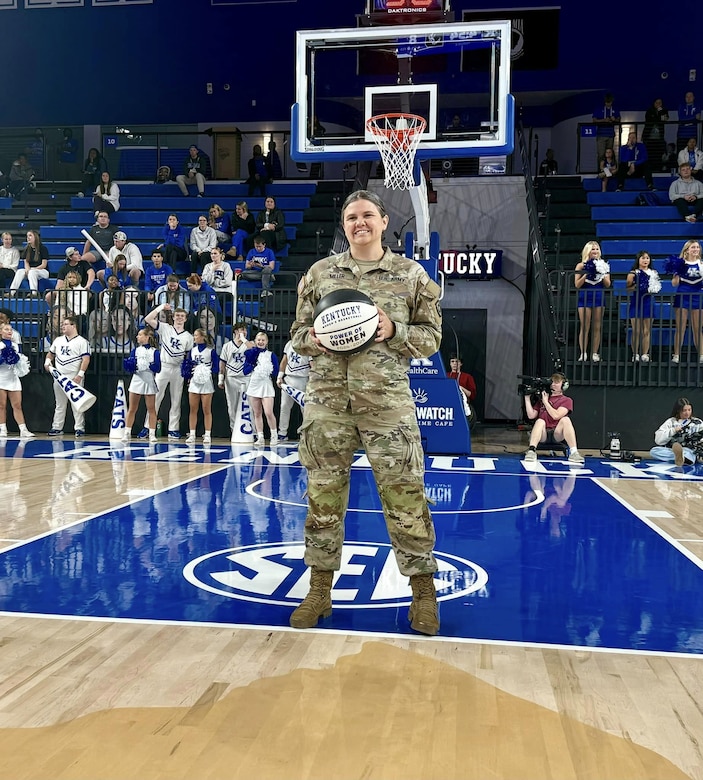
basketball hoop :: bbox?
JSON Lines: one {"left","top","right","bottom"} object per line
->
{"left": 366, "top": 113, "right": 427, "bottom": 190}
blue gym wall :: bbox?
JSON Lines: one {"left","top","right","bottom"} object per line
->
{"left": 0, "top": 1, "right": 699, "bottom": 128}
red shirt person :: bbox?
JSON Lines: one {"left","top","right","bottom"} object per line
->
{"left": 447, "top": 356, "right": 476, "bottom": 416}
{"left": 523, "top": 372, "right": 585, "bottom": 465}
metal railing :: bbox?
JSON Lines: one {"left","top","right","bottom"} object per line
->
{"left": 552, "top": 269, "right": 703, "bottom": 386}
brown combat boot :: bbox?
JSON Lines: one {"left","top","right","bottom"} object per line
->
{"left": 409, "top": 573, "right": 439, "bottom": 636}
{"left": 290, "top": 568, "right": 334, "bottom": 629}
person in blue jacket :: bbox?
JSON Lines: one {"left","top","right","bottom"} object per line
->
{"left": 158, "top": 214, "right": 188, "bottom": 272}
{"left": 186, "top": 272, "right": 221, "bottom": 340}
{"left": 616, "top": 131, "right": 655, "bottom": 191}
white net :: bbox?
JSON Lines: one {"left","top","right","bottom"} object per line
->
{"left": 366, "top": 113, "right": 427, "bottom": 190}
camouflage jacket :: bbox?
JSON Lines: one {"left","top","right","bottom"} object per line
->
{"left": 291, "top": 247, "right": 442, "bottom": 414}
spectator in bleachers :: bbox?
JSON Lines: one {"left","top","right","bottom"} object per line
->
{"left": 670, "top": 239, "right": 703, "bottom": 364}
{"left": 9, "top": 229, "right": 49, "bottom": 297}
{"left": 677, "top": 138, "right": 703, "bottom": 182}
{"left": 207, "top": 204, "right": 231, "bottom": 249}
{"left": 99, "top": 305, "right": 137, "bottom": 354}
{"left": 189, "top": 215, "right": 217, "bottom": 275}
{"left": 574, "top": 240, "right": 611, "bottom": 362}
{"left": 229, "top": 201, "right": 256, "bottom": 260}
{"left": 676, "top": 91, "right": 700, "bottom": 152}
{"left": 104, "top": 254, "right": 131, "bottom": 289}
{"left": 153, "top": 274, "right": 190, "bottom": 316}
{"left": 81, "top": 211, "right": 119, "bottom": 277}
{"left": 8, "top": 153, "right": 36, "bottom": 199}
{"left": 185, "top": 273, "right": 221, "bottom": 340}
{"left": 597, "top": 147, "right": 618, "bottom": 191}
{"left": 106, "top": 231, "right": 143, "bottom": 287}
{"left": 538, "top": 148, "right": 558, "bottom": 177}
{"left": 265, "top": 141, "right": 283, "bottom": 180}
{"left": 643, "top": 98, "right": 669, "bottom": 169}
{"left": 592, "top": 93, "right": 620, "bottom": 167}
{"left": 663, "top": 143, "right": 678, "bottom": 173}
{"left": 243, "top": 234, "right": 276, "bottom": 298}
{"left": 0, "top": 232, "right": 19, "bottom": 289}
{"left": 176, "top": 145, "right": 206, "bottom": 198}
{"left": 246, "top": 144, "right": 269, "bottom": 197}
{"left": 144, "top": 249, "right": 173, "bottom": 307}
{"left": 158, "top": 214, "right": 188, "bottom": 273}
{"left": 615, "top": 131, "right": 655, "bottom": 191}
{"left": 255, "top": 196, "right": 287, "bottom": 252}
{"left": 626, "top": 251, "right": 661, "bottom": 363}
{"left": 79, "top": 148, "right": 107, "bottom": 197}
{"left": 0, "top": 322, "right": 34, "bottom": 439}
{"left": 201, "top": 246, "right": 233, "bottom": 291}
{"left": 92, "top": 171, "right": 120, "bottom": 217}
{"left": 668, "top": 162, "right": 703, "bottom": 223}
{"left": 51, "top": 248, "right": 95, "bottom": 303}
{"left": 88, "top": 274, "right": 122, "bottom": 346}
{"left": 53, "top": 269, "right": 89, "bottom": 334}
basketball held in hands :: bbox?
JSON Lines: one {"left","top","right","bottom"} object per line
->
{"left": 312, "top": 289, "right": 380, "bottom": 354}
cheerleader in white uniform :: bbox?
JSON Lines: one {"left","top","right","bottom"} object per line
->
{"left": 123, "top": 327, "right": 161, "bottom": 442}
{"left": 184, "top": 328, "right": 220, "bottom": 444}
{"left": 243, "top": 330, "right": 280, "bottom": 447}
{"left": 0, "top": 323, "right": 34, "bottom": 438}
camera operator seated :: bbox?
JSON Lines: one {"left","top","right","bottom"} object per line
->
{"left": 650, "top": 397, "right": 703, "bottom": 467}
{"left": 523, "top": 373, "right": 585, "bottom": 464}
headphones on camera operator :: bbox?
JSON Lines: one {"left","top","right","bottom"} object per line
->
{"left": 552, "top": 371, "right": 569, "bottom": 391}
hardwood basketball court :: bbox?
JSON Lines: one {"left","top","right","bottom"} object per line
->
{"left": 0, "top": 433, "right": 701, "bottom": 780}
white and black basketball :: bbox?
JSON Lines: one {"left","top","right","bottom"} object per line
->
{"left": 312, "top": 289, "right": 380, "bottom": 354}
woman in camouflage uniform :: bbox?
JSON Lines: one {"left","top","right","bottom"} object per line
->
{"left": 289, "top": 190, "right": 442, "bottom": 636}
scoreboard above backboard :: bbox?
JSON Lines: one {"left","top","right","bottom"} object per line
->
{"left": 364, "top": 0, "right": 452, "bottom": 25}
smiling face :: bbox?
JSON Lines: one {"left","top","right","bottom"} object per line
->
{"left": 342, "top": 198, "right": 389, "bottom": 253}
{"left": 254, "top": 332, "right": 268, "bottom": 348}
{"left": 685, "top": 241, "right": 701, "bottom": 261}
{"left": 173, "top": 310, "right": 187, "bottom": 328}
{"left": 588, "top": 243, "right": 601, "bottom": 259}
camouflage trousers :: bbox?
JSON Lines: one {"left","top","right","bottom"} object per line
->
{"left": 298, "top": 403, "right": 437, "bottom": 576}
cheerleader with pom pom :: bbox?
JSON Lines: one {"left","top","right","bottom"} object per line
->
{"left": 243, "top": 331, "right": 280, "bottom": 447}
{"left": 0, "top": 323, "right": 34, "bottom": 438}
{"left": 666, "top": 240, "right": 703, "bottom": 363}
{"left": 574, "top": 240, "right": 611, "bottom": 362}
{"left": 626, "top": 251, "right": 661, "bottom": 362}
{"left": 123, "top": 326, "right": 161, "bottom": 442}
{"left": 184, "top": 328, "right": 220, "bottom": 444}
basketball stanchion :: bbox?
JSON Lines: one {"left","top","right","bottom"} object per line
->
{"left": 231, "top": 391, "right": 254, "bottom": 444}
{"left": 109, "top": 379, "right": 127, "bottom": 439}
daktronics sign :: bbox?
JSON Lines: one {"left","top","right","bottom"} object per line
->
{"left": 440, "top": 250, "right": 502, "bottom": 279}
